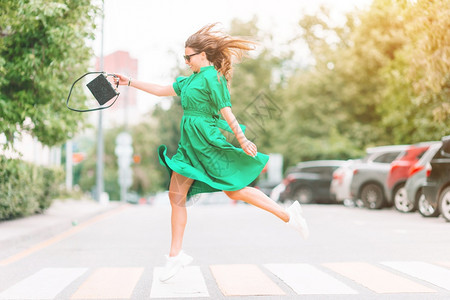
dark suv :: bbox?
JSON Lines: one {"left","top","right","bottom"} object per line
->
{"left": 273, "top": 160, "right": 345, "bottom": 204}
{"left": 423, "top": 135, "right": 450, "bottom": 222}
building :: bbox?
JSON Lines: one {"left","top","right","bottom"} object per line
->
{"left": 91, "top": 50, "right": 140, "bottom": 129}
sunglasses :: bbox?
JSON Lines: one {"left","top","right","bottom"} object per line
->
{"left": 183, "top": 52, "right": 200, "bottom": 62}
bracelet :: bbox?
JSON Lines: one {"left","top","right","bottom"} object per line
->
{"left": 128, "top": 77, "right": 131, "bottom": 86}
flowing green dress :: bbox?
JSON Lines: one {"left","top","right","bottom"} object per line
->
{"left": 158, "top": 65, "right": 269, "bottom": 198}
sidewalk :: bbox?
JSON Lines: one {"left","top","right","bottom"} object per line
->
{"left": 0, "top": 198, "right": 124, "bottom": 248}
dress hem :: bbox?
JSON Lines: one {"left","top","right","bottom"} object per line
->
{"left": 157, "top": 144, "right": 268, "bottom": 198}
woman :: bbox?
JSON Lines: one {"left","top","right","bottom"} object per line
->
{"left": 115, "top": 23, "right": 308, "bottom": 282}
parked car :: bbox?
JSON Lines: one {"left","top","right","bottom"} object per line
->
{"left": 405, "top": 142, "right": 442, "bottom": 217}
{"left": 330, "top": 159, "right": 361, "bottom": 205}
{"left": 423, "top": 135, "right": 450, "bottom": 222}
{"left": 350, "top": 145, "right": 409, "bottom": 209}
{"left": 387, "top": 142, "right": 435, "bottom": 213}
{"left": 272, "top": 160, "right": 345, "bottom": 204}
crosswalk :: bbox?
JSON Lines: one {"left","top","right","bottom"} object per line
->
{"left": 1, "top": 261, "right": 449, "bottom": 299}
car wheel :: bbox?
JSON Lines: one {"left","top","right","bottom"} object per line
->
{"left": 394, "top": 184, "right": 415, "bottom": 213}
{"left": 418, "top": 192, "right": 440, "bottom": 217}
{"left": 361, "top": 183, "right": 384, "bottom": 209}
{"left": 293, "top": 187, "right": 313, "bottom": 204}
{"left": 438, "top": 187, "right": 450, "bottom": 222}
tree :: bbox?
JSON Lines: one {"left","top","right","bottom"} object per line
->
{"left": 226, "top": 18, "right": 292, "bottom": 154}
{"left": 0, "top": 0, "right": 98, "bottom": 148}
{"left": 378, "top": 0, "right": 449, "bottom": 143}
{"left": 281, "top": 0, "right": 449, "bottom": 162}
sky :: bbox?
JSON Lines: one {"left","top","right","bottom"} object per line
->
{"left": 93, "top": 0, "right": 373, "bottom": 110}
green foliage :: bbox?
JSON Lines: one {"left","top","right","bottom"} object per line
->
{"left": 377, "top": 0, "right": 449, "bottom": 143}
{"left": 277, "top": 0, "right": 449, "bottom": 169}
{"left": 0, "top": 0, "right": 98, "bottom": 148}
{"left": 214, "top": 0, "right": 449, "bottom": 173}
{"left": 223, "top": 17, "right": 367, "bottom": 168}
{"left": 0, "top": 156, "right": 64, "bottom": 220}
{"left": 227, "top": 18, "right": 291, "bottom": 151}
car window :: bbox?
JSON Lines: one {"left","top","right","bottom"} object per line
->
{"left": 321, "top": 166, "right": 340, "bottom": 176}
{"left": 286, "top": 164, "right": 342, "bottom": 177}
{"left": 397, "top": 150, "right": 407, "bottom": 159}
{"left": 416, "top": 151, "right": 426, "bottom": 160}
{"left": 302, "top": 166, "right": 339, "bottom": 176}
{"left": 300, "top": 167, "right": 321, "bottom": 173}
{"left": 373, "top": 151, "right": 401, "bottom": 163}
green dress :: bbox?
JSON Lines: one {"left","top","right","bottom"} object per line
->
{"left": 158, "top": 65, "right": 269, "bottom": 198}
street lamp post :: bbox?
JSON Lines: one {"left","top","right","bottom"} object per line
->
{"left": 95, "top": 0, "right": 105, "bottom": 202}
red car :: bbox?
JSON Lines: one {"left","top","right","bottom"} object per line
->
{"left": 387, "top": 142, "right": 436, "bottom": 213}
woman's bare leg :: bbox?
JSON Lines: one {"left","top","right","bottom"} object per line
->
{"left": 224, "top": 187, "right": 290, "bottom": 222}
{"left": 168, "top": 171, "right": 194, "bottom": 257}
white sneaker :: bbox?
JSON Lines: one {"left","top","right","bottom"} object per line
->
{"left": 159, "top": 250, "right": 193, "bottom": 282}
{"left": 287, "top": 201, "right": 309, "bottom": 239}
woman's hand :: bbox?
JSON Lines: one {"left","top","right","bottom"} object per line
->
{"left": 113, "top": 73, "right": 131, "bottom": 86}
{"left": 220, "top": 107, "right": 258, "bottom": 158}
{"left": 240, "top": 138, "right": 258, "bottom": 157}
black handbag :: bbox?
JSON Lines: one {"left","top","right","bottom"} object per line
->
{"left": 66, "top": 72, "right": 120, "bottom": 112}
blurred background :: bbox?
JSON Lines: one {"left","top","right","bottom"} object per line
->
{"left": 0, "top": 0, "right": 448, "bottom": 220}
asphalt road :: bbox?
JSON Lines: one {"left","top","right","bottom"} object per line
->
{"left": 1, "top": 193, "right": 449, "bottom": 299}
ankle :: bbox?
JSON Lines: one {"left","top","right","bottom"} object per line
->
{"left": 282, "top": 211, "right": 290, "bottom": 223}
{"left": 169, "top": 249, "right": 182, "bottom": 257}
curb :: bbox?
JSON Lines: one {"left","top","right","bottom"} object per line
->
{"left": 0, "top": 199, "right": 124, "bottom": 249}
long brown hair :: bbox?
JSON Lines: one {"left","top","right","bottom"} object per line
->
{"left": 185, "top": 23, "right": 255, "bottom": 86}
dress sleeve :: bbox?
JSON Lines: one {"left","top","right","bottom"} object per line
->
{"left": 207, "top": 74, "right": 232, "bottom": 110}
{"left": 172, "top": 76, "right": 188, "bottom": 96}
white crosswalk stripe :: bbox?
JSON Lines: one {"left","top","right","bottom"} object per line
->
{"left": 0, "top": 268, "right": 88, "bottom": 300}
{"left": 323, "top": 262, "right": 436, "bottom": 293}
{"left": 0, "top": 262, "right": 449, "bottom": 298}
{"left": 150, "top": 266, "right": 209, "bottom": 298}
{"left": 382, "top": 261, "right": 450, "bottom": 291}
{"left": 265, "top": 263, "right": 358, "bottom": 294}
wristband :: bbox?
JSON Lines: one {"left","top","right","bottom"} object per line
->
{"left": 128, "top": 77, "right": 131, "bottom": 86}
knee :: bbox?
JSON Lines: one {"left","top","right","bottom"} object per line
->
{"left": 168, "top": 190, "right": 187, "bottom": 206}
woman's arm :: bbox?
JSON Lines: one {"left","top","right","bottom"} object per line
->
{"left": 220, "top": 106, "right": 257, "bottom": 157}
{"left": 114, "top": 74, "right": 176, "bottom": 97}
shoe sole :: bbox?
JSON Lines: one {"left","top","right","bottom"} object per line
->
{"left": 159, "top": 264, "right": 182, "bottom": 282}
